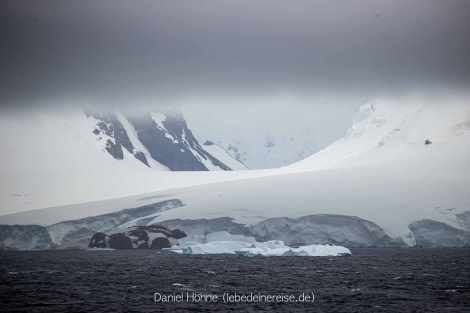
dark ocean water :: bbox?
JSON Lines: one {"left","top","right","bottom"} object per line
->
{"left": 0, "top": 248, "right": 469, "bottom": 312}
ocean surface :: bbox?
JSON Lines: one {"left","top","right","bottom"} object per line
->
{"left": 1, "top": 248, "right": 469, "bottom": 312}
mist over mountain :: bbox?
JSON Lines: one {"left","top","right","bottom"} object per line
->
{"left": 0, "top": 107, "right": 248, "bottom": 215}
{"left": 84, "top": 108, "right": 238, "bottom": 171}
{"left": 208, "top": 130, "right": 321, "bottom": 170}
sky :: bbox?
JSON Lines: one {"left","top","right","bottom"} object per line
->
{"left": 1, "top": 0, "right": 469, "bottom": 150}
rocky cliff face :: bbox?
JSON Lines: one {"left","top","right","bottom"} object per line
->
{"left": 130, "top": 111, "right": 231, "bottom": 171}
{"left": 85, "top": 108, "right": 233, "bottom": 171}
{"left": 88, "top": 225, "right": 186, "bottom": 250}
{"left": 85, "top": 109, "right": 150, "bottom": 166}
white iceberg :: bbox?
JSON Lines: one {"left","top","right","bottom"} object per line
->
{"left": 236, "top": 242, "right": 352, "bottom": 257}
{"left": 167, "top": 235, "right": 351, "bottom": 257}
{"left": 170, "top": 240, "right": 254, "bottom": 255}
{"left": 87, "top": 247, "right": 115, "bottom": 251}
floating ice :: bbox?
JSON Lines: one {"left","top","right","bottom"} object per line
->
{"left": 167, "top": 238, "right": 351, "bottom": 257}
{"left": 87, "top": 247, "right": 115, "bottom": 251}
{"left": 236, "top": 241, "right": 352, "bottom": 257}
{"left": 168, "top": 241, "right": 253, "bottom": 255}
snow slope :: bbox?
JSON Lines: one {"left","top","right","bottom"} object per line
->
{"left": 1, "top": 98, "right": 469, "bottom": 247}
{"left": 0, "top": 108, "right": 169, "bottom": 215}
{"left": 155, "top": 99, "right": 470, "bottom": 245}
{"left": 211, "top": 128, "right": 322, "bottom": 170}
{"left": 286, "top": 98, "right": 470, "bottom": 170}
{"left": 0, "top": 108, "right": 252, "bottom": 216}
{"left": 201, "top": 141, "right": 248, "bottom": 171}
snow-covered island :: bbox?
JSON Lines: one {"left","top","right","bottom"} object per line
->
{"left": 1, "top": 99, "right": 469, "bottom": 250}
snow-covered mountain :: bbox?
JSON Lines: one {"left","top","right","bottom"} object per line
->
{"left": 0, "top": 107, "right": 247, "bottom": 215}
{"left": 84, "top": 107, "right": 245, "bottom": 171}
{"left": 200, "top": 141, "right": 248, "bottom": 171}
{"left": 285, "top": 99, "right": 470, "bottom": 170}
{"left": 1, "top": 98, "right": 469, "bottom": 249}
{"left": 208, "top": 128, "right": 322, "bottom": 169}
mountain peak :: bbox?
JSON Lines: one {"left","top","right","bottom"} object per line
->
{"left": 85, "top": 108, "right": 235, "bottom": 171}
{"left": 287, "top": 99, "right": 470, "bottom": 171}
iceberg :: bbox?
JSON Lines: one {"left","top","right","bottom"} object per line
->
{"left": 170, "top": 241, "right": 254, "bottom": 255}
{"left": 167, "top": 237, "right": 351, "bottom": 257}
{"left": 87, "top": 247, "right": 115, "bottom": 251}
{"left": 236, "top": 242, "right": 352, "bottom": 257}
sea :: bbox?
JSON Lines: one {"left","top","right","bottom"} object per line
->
{"left": 1, "top": 248, "right": 469, "bottom": 312}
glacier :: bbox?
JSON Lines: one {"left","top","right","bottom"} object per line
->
{"left": 0, "top": 108, "right": 249, "bottom": 216}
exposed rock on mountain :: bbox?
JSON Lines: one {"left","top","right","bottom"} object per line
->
{"left": 86, "top": 108, "right": 235, "bottom": 171}
{"left": 129, "top": 111, "right": 231, "bottom": 171}
{"left": 47, "top": 199, "right": 184, "bottom": 245}
{"left": 88, "top": 225, "right": 186, "bottom": 250}
{"left": 85, "top": 109, "right": 150, "bottom": 166}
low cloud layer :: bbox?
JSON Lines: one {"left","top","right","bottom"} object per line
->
{"left": 1, "top": 0, "right": 469, "bottom": 111}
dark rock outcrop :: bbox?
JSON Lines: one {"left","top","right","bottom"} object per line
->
{"left": 84, "top": 110, "right": 148, "bottom": 165}
{"left": 150, "top": 237, "right": 171, "bottom": 249}
{"left": 131, "top": 111, "right": 231, "bottom": 171}
{"left": 47, "top": 199, "right": 184, "bottom": 245}
{"left": 108, "top": 233, "right": 133, "bottom": 249}
{"left": 89, "top": 232, "right": 107, "bottom": 248}
{"left": 88, "top": 225, "right": 186, "bottom": 250}
{"left": 85, "top": 108, "right": 232, "bottom": 171}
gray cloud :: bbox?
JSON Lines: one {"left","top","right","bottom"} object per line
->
{"left": 1, "top": 0, "right": 469, "bottom": 111}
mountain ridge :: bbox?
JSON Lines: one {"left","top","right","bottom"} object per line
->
{"left": 0, "top": 107, "right": 246, "bottom": 215}
{"left": 85, "top": 107, "right": 241, "bottom": 171}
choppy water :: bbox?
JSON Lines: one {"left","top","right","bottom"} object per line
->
{"left": 1, "top": 248, "right": 469, "bottom": 312}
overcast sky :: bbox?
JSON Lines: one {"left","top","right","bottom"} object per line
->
{"left": 1, "top": 1, "right": 469, "bottom": 146}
